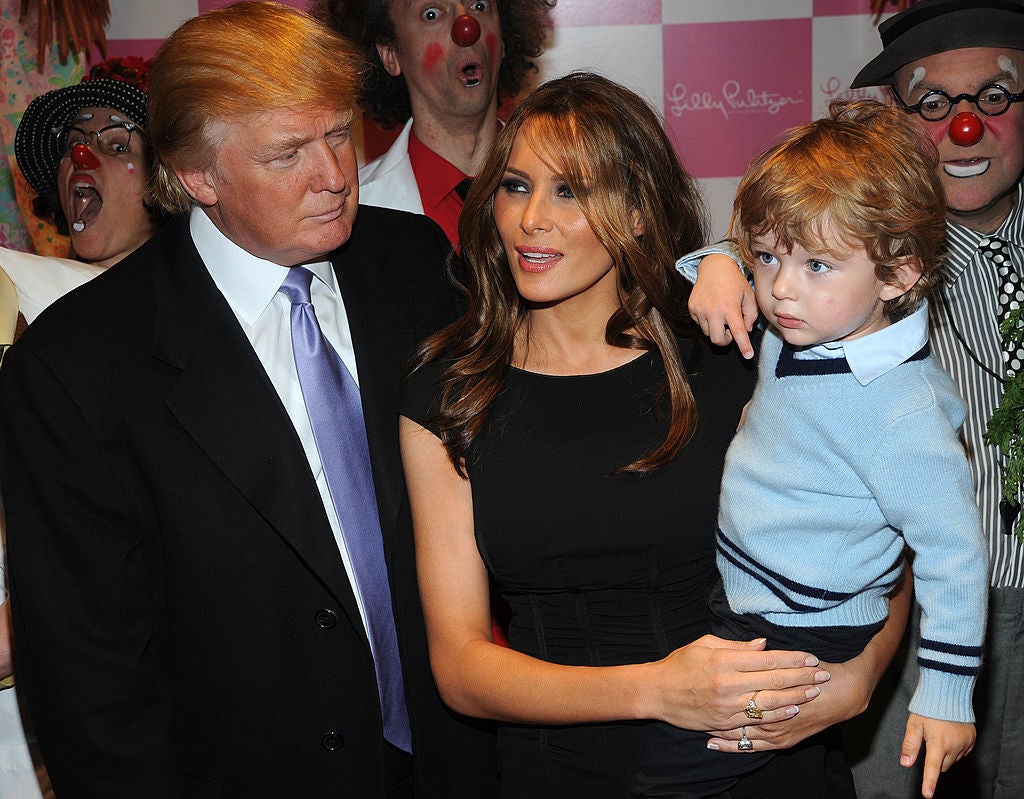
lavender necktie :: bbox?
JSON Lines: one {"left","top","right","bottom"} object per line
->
{"left": 279, "top": 266, "right": 411, "bottom": 753}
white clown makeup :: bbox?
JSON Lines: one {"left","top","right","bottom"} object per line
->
{"left": 56, "top": 106, "right": 159, "bottom": 266}
{"left": 895, "top": 49, "right": 1024, "bottom": 233}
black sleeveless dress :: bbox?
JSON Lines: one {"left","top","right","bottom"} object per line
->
{"left": 401, "top": 339, "right": 849, "bottom": 798}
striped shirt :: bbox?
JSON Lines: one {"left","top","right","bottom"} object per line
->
{"left": 930, "top": 181, "right": 1024, "bottom": 588}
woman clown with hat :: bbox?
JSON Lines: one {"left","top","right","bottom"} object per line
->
{"left": 0, "top": 57, "right": 169, "bottom": 799}
{"left": 14, "top": 57, "right": 168, "bottom": 268}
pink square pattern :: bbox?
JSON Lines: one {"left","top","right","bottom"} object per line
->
{"left": 662, "top": 19, "right": 813, "bottom": 179}
{"left": 552, "top": 0, "right": 661, "bottom": 28}
{"left": 86, "top": 0, "right": 891, "bottom": 233}
{"left": 813, "top": 0, "right": 877, "bottom": 16}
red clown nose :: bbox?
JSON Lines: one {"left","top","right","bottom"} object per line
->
{"left": 948, "top": 112, "right": 984, "bottom": 147}
{"left": 452, "top": 14, "right": 480, "bottom": 47}
{"left": 70, "top": 142, "right": 101, "bottom": 170}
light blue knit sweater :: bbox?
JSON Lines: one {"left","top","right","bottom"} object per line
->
{"left": 718, "top": 326, "right": 988, "bottom": 723}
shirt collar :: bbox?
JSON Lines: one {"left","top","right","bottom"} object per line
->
{"left": 407, "top": 128, "right": 471, "bottom": 215}
{"left": 944, "top": 180, "right": 1024, "bottom": 285}
{"left": 189, "top": 207, "right": 338, "bottom": 325}
{"left": 798, "top": 301, "right": 930, "bottom": 386}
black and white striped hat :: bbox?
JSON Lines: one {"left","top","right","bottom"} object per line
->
{"left": 15, "top": 76, "right": 148, "bottom": 199}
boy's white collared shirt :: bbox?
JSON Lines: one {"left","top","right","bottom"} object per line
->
{"left": 793, "top": 302, "right": 930, "bottom": 386}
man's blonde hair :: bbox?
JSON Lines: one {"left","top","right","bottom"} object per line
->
{"left": 147, "top": 1, "right": 366, "bottom": 214}
{"left": 732, "top": 98, "right": 947, "bottom": 320}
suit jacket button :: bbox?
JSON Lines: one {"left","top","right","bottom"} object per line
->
{"left": 315, "top": 608, "right": 337, "bottom": 629}
{"left": 321, "top": 731, "right": 343, "bottom": 751}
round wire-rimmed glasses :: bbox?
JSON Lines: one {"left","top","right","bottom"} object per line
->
{"left": 893, "top": 84, "right": 1024, "bottom": 121}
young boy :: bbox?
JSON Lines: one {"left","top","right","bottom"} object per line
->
{"left": 630, "top": 99, "right": 988, "bottom": 799}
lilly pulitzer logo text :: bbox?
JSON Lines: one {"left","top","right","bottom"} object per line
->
{"left": 820, "top": 77, "right": 886, "bottom": 103}
{"left": 667, "top": 80, "right": 803, "bottom": 120}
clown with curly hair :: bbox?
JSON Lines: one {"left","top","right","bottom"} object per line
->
{"left": 313, "top": 0, "right": 555, "bottom": 248}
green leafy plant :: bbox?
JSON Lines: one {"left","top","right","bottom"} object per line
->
{"left": 984, "top": 306, "right": 1024, "bottom": 542}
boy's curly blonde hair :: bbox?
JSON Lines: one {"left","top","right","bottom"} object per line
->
{"left": 732, "top": 98, "right": 947, "bottom": 321}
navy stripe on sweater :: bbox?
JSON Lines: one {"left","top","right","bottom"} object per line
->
{"left": 717, "top": 529, "right": 903, "bottom": 612}
{"left": 917, "top": 657, "right": 981, "bottom": 677}
{"left": 775, "top": 342, "right": 931, "bottom": 379}
{"left": 919, "top": 638, "right": 984, "bottom": 657}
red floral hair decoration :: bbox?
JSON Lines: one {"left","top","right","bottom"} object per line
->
{"left": 85, "top": 56, "right": 152, "bottom": 94}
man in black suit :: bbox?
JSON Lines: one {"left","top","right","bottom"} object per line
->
{"left": 0, "top": 3, "right": 495, "bottom": 797}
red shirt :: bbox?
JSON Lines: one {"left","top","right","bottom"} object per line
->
{"left": 408, "top": 129, "right": 470, "bottom": 248}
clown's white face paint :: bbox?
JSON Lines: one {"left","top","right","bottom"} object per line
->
{"left": 127, "top": 163, "right": 135, "bottom": 174}
{"left": 902, "top": 63, "right": 991, "bottom": 178}
{"left": 895, "top": 48, "right": 1024, "bottom": 233}
{"left": 907, "top": 66, "right": 927, "bottom": 95}
{"left": 998, "top": 55, "right": 1019, "bottom": 84}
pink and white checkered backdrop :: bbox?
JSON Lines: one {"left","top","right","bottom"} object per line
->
{"left": 84, "top": 0, "right": 896, "bottom": 237}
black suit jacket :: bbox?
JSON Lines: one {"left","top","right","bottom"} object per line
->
{"left": 0, "top": 209, "right": 496, "bottom": 798}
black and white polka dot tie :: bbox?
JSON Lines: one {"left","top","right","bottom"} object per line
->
{"left": 985, "top": 236, "right": 1024, "bottom": 378}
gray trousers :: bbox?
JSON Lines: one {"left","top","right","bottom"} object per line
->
{"left": 844, "top": 587, "right": 1024, "bottom": 799}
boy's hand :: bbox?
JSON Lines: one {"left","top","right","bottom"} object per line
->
{"left": 688, "top": 253, "right": 757, "bottom": 359}
{"left": 900, "top": 713, "right": 976, "bottom": 799}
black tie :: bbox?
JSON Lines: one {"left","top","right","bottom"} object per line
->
{"left": 984, "top": 236, "right": 1024, "bottom": 378}
{"left": 455, "top": 178, "right": 473, "bottom": 201}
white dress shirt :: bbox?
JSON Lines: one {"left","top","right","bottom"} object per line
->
{"left": 190, "top": 208, "right": 372, "bottom": 633}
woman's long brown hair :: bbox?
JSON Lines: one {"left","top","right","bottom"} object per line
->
{"left": 410, "top": 72, "right": 709, "bottom": 475}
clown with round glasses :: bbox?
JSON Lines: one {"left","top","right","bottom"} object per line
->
{"left": 14, "top": 58, "right": 169, "bottom": 268}
{"left": 843, "top": 11, "right": 1024, "bottom": 794}
{"left": 893, "top": 82, "right": 1024, "bottom": 122}
{"left": 678, "top": 2, "right": 1024, "bottom": 797}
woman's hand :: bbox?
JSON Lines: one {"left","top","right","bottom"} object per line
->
{"left": 705, "top": 654, "right": 873, "bottom": 751}
{"left": 643, "top": 634, "right": 830, "bottom": 732}
{"left": 705, "top": 569, "right": 913, "bottom": 752}
{"left": 688, "top": 253, "right": 757, "bottom": 359}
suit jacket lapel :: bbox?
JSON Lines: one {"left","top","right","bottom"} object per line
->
{"left": 147, "top": 220, "right": 367, "bottom": 641}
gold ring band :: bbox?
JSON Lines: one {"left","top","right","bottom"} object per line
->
{"left": 743, "top": 690, "right": 763, "bottom": 719}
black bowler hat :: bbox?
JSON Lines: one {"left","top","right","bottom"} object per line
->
{"left": 851, "top": 0, "right": 1024, "bottom": 89}
{"left": 15, "top": 57, "right": 150, "bottom": 199}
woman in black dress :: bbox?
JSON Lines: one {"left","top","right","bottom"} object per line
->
{"left": 399, "top": 72, "right": 906, "bottom": 798}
